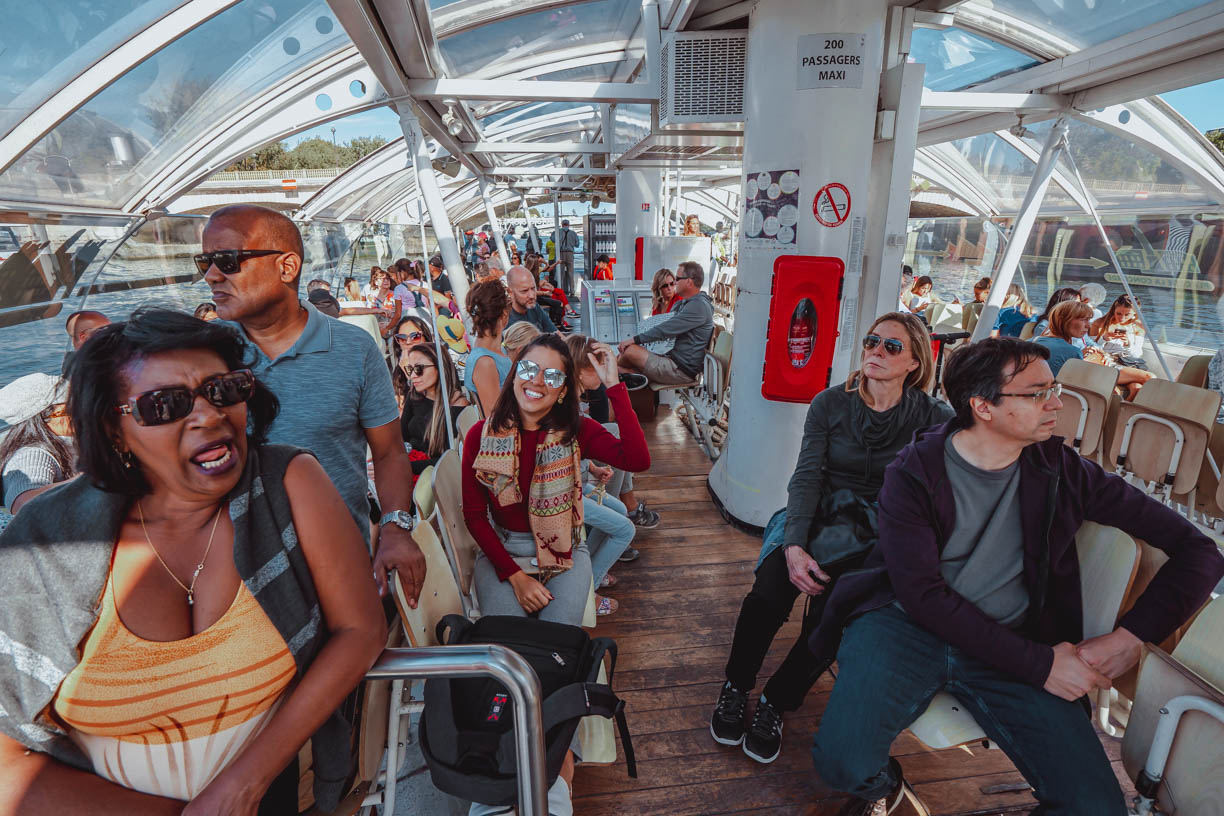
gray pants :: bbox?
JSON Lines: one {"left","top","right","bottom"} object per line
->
{"left": 474, "top": 529, "right": 592, "bottom": 625}
{"left": 559, "top": 250, "right": 576, "bottom": 296}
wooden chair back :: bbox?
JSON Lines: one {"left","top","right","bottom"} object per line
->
{"left": 456, "top": 404, "right": 480, "bottom": 441}
{"left": 414, "top": 464, "right": 436, "bottom": 522}
{"left": 432, "top": 449, "right": 480, "bottom": 599}
{"left": 1108, "top": 379, "right": 1220, "bottom": 494}
{"left": 393, "top": 522, "right": 465, "bottom": 648}
{"left": 1176, "top": 354, "right": 1212, "bottom": 388}
{"left": 1055, "top": 359, "right": 1119, "bottom": 458}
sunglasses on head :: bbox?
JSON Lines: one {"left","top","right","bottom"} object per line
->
{"left": 193, "top": 249, "right": 284, "bottom": 275}
{"left": 117, "top": 370, "right": 255, "bottom": 426}
{"left": 404, "top": 363, "right": 435, "bottom": 377}
{"left": 516, "top": 359, "right": 566, "bottom": 388}
{"left": 862, "top": 334, "right": 906, "bottom": 355}
{"left": 396, "top": 331, "right": 425, "bottom": 343}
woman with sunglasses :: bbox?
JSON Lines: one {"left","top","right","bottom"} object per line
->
{"left": 464, "top": 280, "right": 513, "bottom": 416}
{"left": 460, "top": 333, "right": 649, "bottom": 808}
{"left": 650, "top": 268, "right": 680, "bottom": 316}
{"left": 711, "top": 312, "right": 952, "bottom": 765}
{"left": 398, "top": 342, "right": 467, "bottom": 482}
{"left": 0, "top": 308, "right": 386, "bottom": 816}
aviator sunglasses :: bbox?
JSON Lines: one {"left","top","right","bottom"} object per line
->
{"left": 396, "top": 331, "right": 425, "bottom": 343}
{"left": 862, "top": 334, "right": 906, "bottom": 356}
{"left": 117, "top": 370, "right": 256, "bottom": 426}
{"left": 516, "top": 359, "right": 566, "bottom": 388}
{"left": 193, "top": 249, "right": 285, "bottom": 275}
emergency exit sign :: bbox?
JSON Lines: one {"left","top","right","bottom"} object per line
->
{"left": 797, "top": 33, "right": 866, "bottom": 90}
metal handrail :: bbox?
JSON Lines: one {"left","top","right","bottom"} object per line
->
{"left": 366, "top": 645, "right": 549, "bottom": 816}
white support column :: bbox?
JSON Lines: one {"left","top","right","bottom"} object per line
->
{"left": 863, "top": 59, "right": 925, "bottom": 322}
{"left": 614, "top": 167, "right": 663, "bottom": 282}
{"left": 708, "top": 0, "right": 888, "bottom": 528}
{"left": 479, "top": 175, "right": 511, "bottom": 269}
{"left": 400, "top": 108, "right": 468, "bottom": 310}
{"left": 971, "top": 115, "right": 1069, "bottom": 343}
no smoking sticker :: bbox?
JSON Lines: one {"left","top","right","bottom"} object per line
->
{"left": 813, "top": 182, "right": 851, "bottom": 228}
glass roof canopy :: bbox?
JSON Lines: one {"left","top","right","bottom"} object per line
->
{"left": 1, "top": 0, "right": 1223, "bottom": 228}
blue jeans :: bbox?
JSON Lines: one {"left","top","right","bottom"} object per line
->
{"left": 812, "top": 606, "right": 1126, "bottom": 815}
{"left": 583, "top": 491, "right": 635, "bottom": 586}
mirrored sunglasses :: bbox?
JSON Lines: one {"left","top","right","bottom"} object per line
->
{"left": 862, "top": 334, "right": 905, "bottom": 356}
{"left": 516, "top": 359, "right": 566, "bottom": 388}
{"left": 117, "top": 370, "right": 255, "bottom": 426}
{"left": 193, "top": 249, "right": 284, "bottom": 275}
{"left": 396, "top": 331, "right": 425, "bottom": 343}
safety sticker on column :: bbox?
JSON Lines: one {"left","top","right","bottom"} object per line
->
{"left": 813, "top": 182, "right": 851, "bottom": 228}
{"left": 743, "top": 169, "right": 801, "bottom": 249}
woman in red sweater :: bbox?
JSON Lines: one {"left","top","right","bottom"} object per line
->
{"left": 462, "top": 333, "right": 649, "bottom": 623}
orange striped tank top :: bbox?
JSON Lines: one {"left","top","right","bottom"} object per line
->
{"left": 53, "top": 571, "right": 296, "bottom": 801}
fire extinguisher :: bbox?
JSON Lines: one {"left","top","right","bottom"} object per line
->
{"left": 788, "top": 298, "right": 816, "bottom": 368}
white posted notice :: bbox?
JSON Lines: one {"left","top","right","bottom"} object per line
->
{"left": 797, "top": 34, "right": 866, "bottom": 90}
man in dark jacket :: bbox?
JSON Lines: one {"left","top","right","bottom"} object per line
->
{"left": 618, "top": 260, "right": 714, "bottom": 385}
{"left": 810, "top": 337, "right": 1224, "bottom": 816}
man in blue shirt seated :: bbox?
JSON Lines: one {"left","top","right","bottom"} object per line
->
{"left": 809, "top": 337, "right": 1224, "bottom": 815}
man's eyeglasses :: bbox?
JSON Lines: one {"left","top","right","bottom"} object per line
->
{"left": 862, "top": 334, "right": 906, "bottom": 356}
{"left": 193, "top": 249, "right": 285, "bottom": 275}
{"left": 516, "top": 359, "right": 566, "bottom": 388}
{"left": 674, "top": 275, "right": 691, "bottom": 281}
{"left": 117, "top": 370, "right": 255, "bottom": 426}
{"left": 396, "top": 331, "right": 425, "bottom": 343}
{"left": 403, "top": 363, "right": 436, "bottom": 377}
{"left": 1001, "top": 382, "right": 1063, "bottom": 403}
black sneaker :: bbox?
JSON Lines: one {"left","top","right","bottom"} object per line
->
{"left": 742, "top": 696, "right": 782, "bottom": 763}
{"left": 617, "top": 547, "right": 640, "bottom": 563}
{"left": 628, "top": 501, "right": 660, "bottom": 529}
{"left": 710, "top": 681, "right": 748, "bottom": 746}
{"left": 618, "top": 372, "right": 649, "bottom": 390}
{"left": 833, "top": 759, "right": 929, "bottom": 816}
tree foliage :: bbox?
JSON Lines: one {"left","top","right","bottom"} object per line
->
{"left": 224, "top": 135, "right": 387, "bottom": 172}
{"left": 1208, "top": 128, "right": 1224, "bottom": 157}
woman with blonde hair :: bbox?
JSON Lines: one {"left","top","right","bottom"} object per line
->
{"left": 682, "top": 214, "right": 702, "bottom": 237}
{"left": 994, "top": 283, "right": 1035, "bottom": 336}
{"left": 1036, "top": 300, "right": 1153, "bottom": 398}
{"left": 650, "top": 268, "right": 680, "bottom": 316}
{"left": 502, "top": 321, "right": 541, "bottom": 357}
{"left": 711, "top": 311, "right": 952, "bottom": 765}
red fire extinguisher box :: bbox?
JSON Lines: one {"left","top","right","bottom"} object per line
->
{"left": 761, "top": 255, "right": 845, "bottom": 403}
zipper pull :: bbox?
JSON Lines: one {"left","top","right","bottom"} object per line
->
{"left": 552, "top": 652, "right": 566, "bottom": 667}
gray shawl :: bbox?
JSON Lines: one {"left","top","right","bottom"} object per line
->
{"left": 0, "top": 444, "right": 351, "bottom": 810}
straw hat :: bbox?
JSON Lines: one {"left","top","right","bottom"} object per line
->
{"left": 0, "top": 373, "right": 65, "bottom": 426}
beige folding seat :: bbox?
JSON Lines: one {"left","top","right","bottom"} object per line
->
{"left": 1175, "top": 354, "right": 1212, "bottom": 388}
{"left": 1121, "top": 596, "right": 1224, "bottom": 816}
{"left": 1054, "top": 359, "right": 1119, "bottom": 464}
{"left": 1107, "top": 379, "right": 1221, "bottom": 504}
{"left": 432, "top": 449, "right": 481, "bottom": 615}
{"left": 455, "top": 403, "right": 480, "bottom": 443}
{"left": 908, "top": 522, "right": 1140, "bottom": 750}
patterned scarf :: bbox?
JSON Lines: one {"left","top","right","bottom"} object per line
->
{"left": 473, "top": 422, "right": 584, "bottom": 582}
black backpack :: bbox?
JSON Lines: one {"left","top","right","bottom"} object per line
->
{"left": 419, "top": 615, "right": 637, "bottom": 806}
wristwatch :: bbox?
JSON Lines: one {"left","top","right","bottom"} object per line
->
{"left": 379, "top": 510, "right": 415, "bottom": 531}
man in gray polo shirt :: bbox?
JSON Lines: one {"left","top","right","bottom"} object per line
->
{"left": 201, "top": 204, "right": 425, "bottom": 605}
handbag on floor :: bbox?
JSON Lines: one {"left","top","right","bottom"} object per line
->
{"left": 419, "top": 614, "right": 637, "bottom": 806}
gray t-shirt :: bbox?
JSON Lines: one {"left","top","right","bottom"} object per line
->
{"left": 940, "top": 434, "right": 1030, "bottom": 627}
{"left": 227, "top": 301, "right": 400, "bottom": 545}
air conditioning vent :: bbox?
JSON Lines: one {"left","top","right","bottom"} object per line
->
{"left": 660, "top": 31, "right": 747, "bottom": 130}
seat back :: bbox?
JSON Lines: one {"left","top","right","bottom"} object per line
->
{"left": 413, "top": 464, "right": 436, "bottom": 522}
{"left": 1176, "top": 354, "right": 1212, "bottom": 388}
{"left": 1075, "top": 521, "right": 1141, "bottom": 638}
{"left": 432, "top": 449, "right": 480, "bottom": 597}
{"left": 1120, "top": 596, "right": 1224, "bottom": 815}
{"left": 456, "top": 404, "right": 480, "bottom": 441}
{"left": 393, "top": 522, "right": 465, "bottom": 648}
{"left": 1107, "top": 379, "right": 1220, "bottom": 494}
{"left": 1019, "top": 320, "right": 1036, "bottom": 340}
{"left": 339, "top": 314, "right": 383, "bottom": 348}
{"left": 1055, "top": 359, "right": 1119, "bottom": 457}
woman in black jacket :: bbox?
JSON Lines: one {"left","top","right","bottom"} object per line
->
{"left": 710, "top": 312, "right": 952, "bottom": 764}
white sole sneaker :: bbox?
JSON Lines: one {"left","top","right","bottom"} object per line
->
{"left": 709, "top": 720, "right": 745, "bottom": 746}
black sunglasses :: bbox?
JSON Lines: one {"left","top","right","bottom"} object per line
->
{"left": 863, "top": 334, "right": 906, "bottom": 355}
{"left": 193, "top": 249, "right": 284, "bottom": 275}
{"left": 117, "top": 370, "right": 256, "bottom": 426}
{"left": 404, "top": 363, "right": 436, "bottom": 377}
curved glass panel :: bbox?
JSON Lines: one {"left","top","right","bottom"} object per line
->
{"left": 0, "top": 0, "right": 349, "bottom": 210}
{"left": 983, "top": 0, "right": 1214, "bottom": 48}
{"left": 0, "top": 2, "right": 182, "bottom": 139}
{"left": 438, "top": 0, "right": 638, "bottom": 77}
{"left": 1024, "top": 117, "right": 1214, "bottom": 210}
{"left": 910, "top": 26, "right": 1037, "bottom": 90}
{"left": 939, "top": 132, "right": 1077, "bottom": 212}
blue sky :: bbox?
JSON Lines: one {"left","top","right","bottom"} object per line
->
{"left": 1160, "top": 78, "right": 1224, "bottom": 132}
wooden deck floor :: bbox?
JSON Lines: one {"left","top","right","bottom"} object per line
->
{"left": 572, "top": 407, "right": 1131, "bottom": 816}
